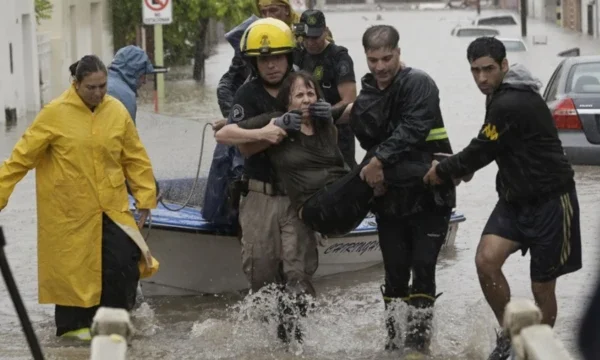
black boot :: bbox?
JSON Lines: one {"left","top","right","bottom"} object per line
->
{"left": 404, "top": 293, "right": 436, "bottom": 353}
{"left": 381, "top": 285, "right": 409, "bottom": 351}
{"left": 277, "top": 280, "right": 314, "bottom": 345}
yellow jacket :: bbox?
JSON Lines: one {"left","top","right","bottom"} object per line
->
{"left": 254, "top": 0, "right": 300, "bottom": 27}
{"left": 0, "top": 85, "right": 159, "bottom": 308}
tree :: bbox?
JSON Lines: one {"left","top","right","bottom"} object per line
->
{"left": 110, "top": 0, "right": 256, "bottom": 80}
{"left": 35, "top": 0, "right": 53, "bottom": 25}
{"left": 165, "top": 0, "right": 256, "bottom": 81}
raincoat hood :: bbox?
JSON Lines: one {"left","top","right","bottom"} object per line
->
{"left": 502, "top": 63, "right": 543, "bottom": 93}
{"left": 108, "top": 45, "right": 154, "bottom": 93}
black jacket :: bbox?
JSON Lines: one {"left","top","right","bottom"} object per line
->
{"left": 351, "top": 67, "right": 455, "bottom": 216}
{"left": 436, "top": 64, "right": 574, "bottom": 203}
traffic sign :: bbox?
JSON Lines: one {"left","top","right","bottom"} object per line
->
{"left": 143, "top": 0, "right": 173, "bottom": 25}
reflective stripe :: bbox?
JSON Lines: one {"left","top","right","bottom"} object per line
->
{"left": 426, "top": 127, "right": 448, "bottom": 142}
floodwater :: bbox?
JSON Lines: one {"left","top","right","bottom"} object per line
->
{"left": 1, "top": 8, "right": 599, "bottom": 360}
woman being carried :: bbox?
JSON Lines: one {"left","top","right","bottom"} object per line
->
{"left": 237, "top": 71, "right": 438, "bottom": 236}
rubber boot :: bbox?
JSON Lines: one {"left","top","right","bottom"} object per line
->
{"left": 404, "top": 293, "right": 436, "bottom": 353}
{"left": 277, "top": 279, "right": 314, "bottom": 345}
{"left": 381, "top": 285, "right": 409, "bottom": 351}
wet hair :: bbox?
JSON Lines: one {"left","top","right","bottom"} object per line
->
{"left": 362, "top": 25, "right": 400, "bottom": 51}
{"left": 69, "top": 55, "right": 107, "bottom": 83}
{"left": 466, "top": 37, "right": 506, "bottom": 65}
{"left": 276, "top": 71, "right": 331, "bottom": 144}
{"left": 276, "top": 71, "right": 324, "bottom": 109}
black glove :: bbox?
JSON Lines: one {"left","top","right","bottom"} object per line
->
{"left": 273, "top": 110, "right": 302, "bottom": 131}
{"left": 309, "top": 100, "right": 332, "bottom": 122}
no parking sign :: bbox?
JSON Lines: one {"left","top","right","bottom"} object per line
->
{"left": 143, "top": 0, "right": 173, "bottom": 25}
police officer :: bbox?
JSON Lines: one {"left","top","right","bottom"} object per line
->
{"left": 216, "top": 0, "right": 300, "bottom": 119}
{"left": 214, "top": 18, "right": 318, "bottom": 344}
{"left": 351, "top": 25, "right": 455, "bottom": 353}
{"left": 294, "top": 10, "right": 358, "bottom": 168}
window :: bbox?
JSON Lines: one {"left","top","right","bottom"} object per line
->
{"left": 475, "top": 16, "right": 517, "bottom": 25}
{"left": 456, "top": 28, "right": 500, "bottom": 37}
{"left": 501, "top": 40, "right": 527, "bottom": 52}
{"left": 543, "top": 64, "right": 563, "bottom": 101}
{"left": 566, "top": 62, "right": 600, "bottom": 93}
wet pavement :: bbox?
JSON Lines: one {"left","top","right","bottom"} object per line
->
{"left": 1, "top": 8, "right": 599, "bottom": 360}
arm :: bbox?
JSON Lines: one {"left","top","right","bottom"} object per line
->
{"left": 237, "top": 112, "right": 283, "bottom": 130}
{"left": 374, "top": 73, "right": 439, "bottom": 166}
{"left": 331, "top": 51, "right": 357, "bottom": 122}
{"left": 216, "top": 55, "right": 248, "bottom": 118}
{"left": 121, "top": 117, "right": 157, "bottom": 210}
{"left": 436, "top": 99, "right": 512, "bottom": 181}
{"left": 0, "top": 108, "right": 55, "bottom": 209}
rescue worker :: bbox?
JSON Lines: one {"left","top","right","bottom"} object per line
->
{"left": 350, "top": 25, "right": 455, "bottom": 353}
{"left": 424, "top": 37, "right": 581, "bottom": 360}
{"left": 107, "top": 45, "right": 155, "bottom": 124}
{"left": 217, "top": 0, "right": 300, "bottom": 119}
{"left": 0, "top": 55, "right": 159, "bottom": 340}
{"left": 293, "top": 9, "right": 358, "bottom": 168}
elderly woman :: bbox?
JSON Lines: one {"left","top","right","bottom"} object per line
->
{"left": 238, "top": 71, "right": 430, "bottom": 236}
{"left": 0, "top": 55, "right": 159, "bottom": 340}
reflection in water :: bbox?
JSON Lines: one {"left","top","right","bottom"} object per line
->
{"left": 0, "top": 9, "right": 598, "bottom": 360}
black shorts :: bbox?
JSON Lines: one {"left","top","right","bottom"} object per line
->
{"left": 482, "top": 187, "right": 582, "bottom": 283}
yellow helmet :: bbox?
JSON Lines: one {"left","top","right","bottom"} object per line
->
{"left": 240, "top": 18, "right": 296, "bottom": 57}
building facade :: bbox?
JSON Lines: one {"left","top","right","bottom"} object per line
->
{"left": 38, "top": 0, "right": 114, "bottom": 100}
{"left": 0, "top": 0, "right": 41, "bottom": 123}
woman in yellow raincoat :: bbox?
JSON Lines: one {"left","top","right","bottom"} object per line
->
{"left": 0, "top": 55, "right": 159, "bottom": 340}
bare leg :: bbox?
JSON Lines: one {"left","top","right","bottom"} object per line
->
{"left": 475, "top": 234, "right": 521, "bottom": 326}
{"left": 531, "top": 280, "right": 557, "bottom": 326}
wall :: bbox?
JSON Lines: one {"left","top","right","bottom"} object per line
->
{"left": 38, "top": 0, "right": 114, "bottom": 99}
{"left": 528, "top": 0, "right": 546, "bottom": 18}
{"left": 1, "top": 0, "right": 41, "bottom": 122}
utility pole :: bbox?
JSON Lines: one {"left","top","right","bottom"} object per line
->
{"left": 154, "top": 24, "right": 165, "bottom": 113}
{"left": 520, "top": 0, "right": 528, "bottom": 36}
{"left": 477, "top": 0, "right": 481, "bottom": 15}
{"left": 143, "top": 0, "right": 172, "bottom": 113}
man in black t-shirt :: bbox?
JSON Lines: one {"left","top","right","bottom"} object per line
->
{"left": 293, "top": 10, "right": 358, "bottom": 168}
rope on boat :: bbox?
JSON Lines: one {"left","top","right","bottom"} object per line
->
{"left": 142, "top": 121, "right": 214, "bottom": 240}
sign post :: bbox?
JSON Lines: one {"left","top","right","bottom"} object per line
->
{"left": 143, "top": 0, "right": 173, "bottom": 113}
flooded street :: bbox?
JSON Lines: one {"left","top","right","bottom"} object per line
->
{"left": 1, "top": 8, "right": 599, "bottom": 360}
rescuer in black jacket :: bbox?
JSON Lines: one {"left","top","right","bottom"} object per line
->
{"left": 424, "top": 37, "right": 581, "bottom": 360}
{"left": 350, "top": 25, "right": 455, "bottom": 353}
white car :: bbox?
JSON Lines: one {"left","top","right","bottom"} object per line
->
{"left": 451, "top": 25, "right": 500, "bottom": 37}
{"left": 472, "top": 14, "right": 518, "bottom": 26}
{"left": 496, "top": 37, "right": 528, "bottom": 52}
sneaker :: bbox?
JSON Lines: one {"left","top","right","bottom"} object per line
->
{"left": 60, "top": 327, "right": 92, "bottom": 341}
{"left": 488, "top": 329, "right": 512, "bottom": 360}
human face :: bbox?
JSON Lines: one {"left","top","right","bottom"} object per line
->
{"left": 256, "top": 54, "right": 288, "bottom": 85}
{"left": 260, "top": 4, "right": 289, "bottom": 22}
{"left": 288, "top": 77, "right": 318, "bottom": 118}
{"left": 75, "top": 71, "right": 107, "bottom": 108}
{"left": 469, "top": 56, "right": 508, "bottom": 95}
{"left": 366, "top": 47, "right": 401, "bottom": 89}
{"left": 303, "top": 31, "right": 328, "bottom": 55}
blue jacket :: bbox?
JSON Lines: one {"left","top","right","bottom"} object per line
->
{"left": 107, "top": 45, "right": 154, "bottom": 123}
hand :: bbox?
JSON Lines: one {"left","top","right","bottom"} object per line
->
{"left": 309, "top": 100, "right": 332, "bottom": 121}
{"left": 360, "top": 157, "right": 384, "bottom": 187}
{"left": 373, "top": 183, "right": 387, "bottom": 197}
{"left": 211, "top": 119, "right": 227, "bottom": 133}
{"left": 273, "top": 111, "right": 302, "bottom": 131}
{"left": 136, "top": 209, "right": 150, "bottom": 230}
{"left": 423, "top": 160, "right": 443, "bottom": 185}
{"left": 260, "top": 122, "right": 288, "bottom": 144}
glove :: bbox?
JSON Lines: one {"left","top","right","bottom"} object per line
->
{"left": 309, "top": 100, "right": 332, "bottom": 121}
{"left": 273, "top": 110, "right": 302, "bottom": 131}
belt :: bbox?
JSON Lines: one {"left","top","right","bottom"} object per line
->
{"left": 247, "top": 179, "right": 284, "bottom": 196}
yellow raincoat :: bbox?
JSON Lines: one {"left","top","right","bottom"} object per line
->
{"left": 0, "top": 85, "right": 159, "bottom": 308}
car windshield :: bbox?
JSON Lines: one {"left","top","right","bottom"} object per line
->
{"left": 502, "top": 40, "right": 526, "bottom": 51}
{"left": 568, "top": 62, "right": 600, "bottom": 93}
{"left": 476, "top": 16, "right": 517, "bottom": 25}
{"left": 456, "top": 28, "right": 500, "bottom": 37}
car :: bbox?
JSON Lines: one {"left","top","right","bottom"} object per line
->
{"left": 543, "top": 51, "right": 600, "bottom": 165}
{"left": 472, "top": 14, "right": 518, "bottom": 26}
{"left": 451, "top": 25, "right": 500, "bottom": 37}
{"left": 496, "top": 37, "right": 527, "bottom": 52}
